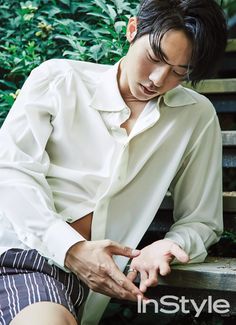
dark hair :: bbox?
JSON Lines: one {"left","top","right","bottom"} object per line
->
{"left": 133, "top": 0, "right": 228, "bottom": 85}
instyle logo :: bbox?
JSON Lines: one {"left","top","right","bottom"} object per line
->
{"left": 137, "top": 295, "right": 230, "bottom": 317}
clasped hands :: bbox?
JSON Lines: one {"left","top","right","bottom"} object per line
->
{"left": 65, "top": 238, "right": 189, "bottom": 302}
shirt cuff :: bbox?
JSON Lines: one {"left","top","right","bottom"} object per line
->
{"left": 164, "top": 229, "right": 208, "bottom": 264}
{"left": 164, "top": 231, "right": 185, "bottom": 250}
{"left": 42, "top": 218, "right": 86, "bottom": 269}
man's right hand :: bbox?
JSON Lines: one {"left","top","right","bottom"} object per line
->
{"left": 65, "top": 239, "right": 145, "bottom": 301}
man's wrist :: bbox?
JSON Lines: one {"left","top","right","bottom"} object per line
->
{"left": 64, "top": 240, "right": 87, "bottom": 269}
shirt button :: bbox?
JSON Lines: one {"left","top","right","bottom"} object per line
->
{"left": 67, "top": 217, "right": 73, "bottom": 222}
{"left": 47, "top": 259, "right": 53, "bottom": 265}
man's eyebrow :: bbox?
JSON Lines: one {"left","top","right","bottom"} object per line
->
{"left": 158, "top": 48, "right": 192, "bottom": 69}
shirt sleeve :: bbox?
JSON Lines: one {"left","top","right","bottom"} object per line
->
{"left": 165, "top": 113, "right": 223, "bottom": 264}
{"left": 0, "top": 61, "right": 86, "bottom": 270}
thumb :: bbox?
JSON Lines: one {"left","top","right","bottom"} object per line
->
{"left": 108, "top": 241, "right": 140, "bottom": 258}
{"left": 170, "top": 244, "right": 189, "bottom": 263}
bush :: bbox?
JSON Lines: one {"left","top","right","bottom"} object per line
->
{"left": 0, "top": 0, "right": 139, "bottom": 123}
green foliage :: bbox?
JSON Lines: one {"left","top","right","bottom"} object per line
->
{"left": 0, "top": 0, "right": 139, "bottom": 116}
{"left": 221, "top": 0, "right": 236, "bottom": 19}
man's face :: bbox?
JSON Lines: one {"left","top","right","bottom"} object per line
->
{"left": 118, "top": 20, "right": 193, "bottom": 102}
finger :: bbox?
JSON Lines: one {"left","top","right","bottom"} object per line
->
{"left": 104, "top": 240, "right": 140, "bottom": 258}
{"left": 106, "top": 280, "right": 149, "bottom": 302}
{"left": 103, "top": 274, "right": 145, "bottom": 302}
{"left": 159, "top": 262, "right": 171, "bottom": 276}
{"left": 145, "top": 268, "right": 158, "bottom": 287}
{"left": 78, "top": 268, "right": 140, "bottom": 302}
{"left": 139, "top": 270, "right": 148, "bottom": 293}
{"left": 96, "top": 276, "right": 139, "bottom": 301}
{"left": 169, "top": 244, "right": 189, "bottom": 263}
{"left": 126, "top": 268, "right": 138, "bottom": 282}
{"left": 107, "top": 260, "right": 143, "bottom": 297}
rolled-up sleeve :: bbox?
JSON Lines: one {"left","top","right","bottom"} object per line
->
{"left": 165, "top": 113, "right": 223, "bottom": 264}
{"left": 0, "top": 61, "right": 85, "bottom": 269}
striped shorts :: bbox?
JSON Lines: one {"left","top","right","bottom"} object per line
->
{"left": 0, "top": 249, "right": 89, "bottom": 325}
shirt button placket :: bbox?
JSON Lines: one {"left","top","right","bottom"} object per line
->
{"left": 117, "top": 145, "right": 129, "bottom": 182}
{"left": 91, "top": 198, "right": 109, "bottom": 240}
{"left": 92, "top": 143, "right": 129, "bottom": 240}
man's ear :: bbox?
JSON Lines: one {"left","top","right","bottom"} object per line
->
{"left": 126, "top": 17, "right": 138, "bottom": 43}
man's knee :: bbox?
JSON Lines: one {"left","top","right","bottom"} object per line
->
{"left": 9, "top": 301, "right": 78, "bottom": 325}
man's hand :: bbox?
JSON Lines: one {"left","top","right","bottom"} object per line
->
{"left": 65, "top": 239, "right": 146, "bottom": 301}
{"left": 127, "top": 239, "right": 189, "bottom": 293}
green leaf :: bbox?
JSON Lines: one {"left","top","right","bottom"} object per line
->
{"left": 43, "top": 6, "right": 61, "bottom": 17}
{"left": 94, "top": 0, "right": 109, "bottom": 14}
{"left": 58, "top": 0, "right": 70, "bottom": 7}
{"left": 87, "top": 12, "right": 110, "bottom": 20}
{"left": 114, "top": 20, "right": 126, "bottom": 34}
{"left": 0, "top": 80, "right": 17, "bottom": 89}
{"left": 62, "top": 50, "right": 81, "bottom": 59}
{"left": 107, "top": 4, "right": 117, "bottom": 21}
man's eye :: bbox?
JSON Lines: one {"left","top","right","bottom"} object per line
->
{"left": 147, "top": 54, "right": 160, "bottom": 63}
{"left": 173, "top": 69, "right": 188, "bottom": 78}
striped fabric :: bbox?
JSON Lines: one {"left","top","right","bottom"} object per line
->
{"left": 0, "top": 249, "right": 88, "bottom": 324}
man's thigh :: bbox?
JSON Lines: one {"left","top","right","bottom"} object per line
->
{"left": 0, "top": 249, "right": 87, "bottom": 324}
{"left": 9, "top": 301, "right": 77, "bottom": 325}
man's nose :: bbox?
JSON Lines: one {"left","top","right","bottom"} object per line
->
{"left": 149, "top": 64, "right": 171, "bottom": 87}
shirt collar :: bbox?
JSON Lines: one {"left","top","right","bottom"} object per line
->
{"left": 89, "top": 59, "right": 127, "bottom": 112}
{"left": 162, "top": 85, "right": 197, "bottom": 107}
{"left": 89, "top": 60, "right": 197, "bottom": 112}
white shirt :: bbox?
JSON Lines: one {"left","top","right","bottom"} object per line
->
{"left": 0, "top": 58, "right": 222, "bottom": 324}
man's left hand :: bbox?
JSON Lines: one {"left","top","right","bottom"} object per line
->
{"left": 126, "top": 239, "right": 189, "bottom": 293}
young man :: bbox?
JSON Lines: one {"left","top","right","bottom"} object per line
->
{"left": 0, "top": 0, "right": 227, "bottom": 324}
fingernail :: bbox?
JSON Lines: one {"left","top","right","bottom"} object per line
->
{"left": 132, "top": 249, "right": 140, "bottom": 255}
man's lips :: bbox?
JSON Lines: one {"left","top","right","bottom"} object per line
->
{"left": 141, "top": 84, "right": 158, "bottom": 95}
